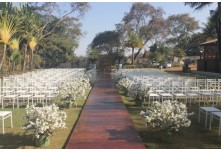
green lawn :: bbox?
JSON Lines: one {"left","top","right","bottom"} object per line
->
{"left": 0, "top": 93, "right": 89, "bottom": 149}
{"left": 121, "top": 94, "right": 221, "bottom": 148}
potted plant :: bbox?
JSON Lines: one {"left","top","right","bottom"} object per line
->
{"left": 140, "top": 100, "right": 193, "bottom": 143}
{"left": 23, "top": 104, "right": 67, "bottom": 147}
{"left": 128, "top": 83, "right": 149, "bottom": 107}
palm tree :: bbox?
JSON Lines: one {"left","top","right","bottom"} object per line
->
{"left": 17, "top": 3, "right": 40, "bottom": 71}
{"left": 9, "top": 38, "right": 21, "bottom": 71}
{"left": 202, "top": 16, "right": 217, "bottom": 40}
{"left": 0, "top": 13, "right": 18, "bottom": 70}
{"left": 28, "top": 36, "right": 39, "bottom": 70}
{"left": 185, "top": 2, "right": 221, "bottom": 72}
{"left": 125, "top": 32, "right": 143, "bottom": 65}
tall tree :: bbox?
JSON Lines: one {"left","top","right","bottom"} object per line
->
{"left": 91, "top": 30, "right": 121, "bottom": 55}
{"left": 38, "top": 20, "right": 79, "bottom": 68}
{"left": 148, "top": 45, "right": 171, "bottom": 64}
{"left": 28, "top": 36, "right": 40, "bottom": 70}
{"left": 121, "top": 2, "right": 166, "bottom": 61}
{"left": 0, "top": 13, "right": 18, "bottom": 70}
{"left": 125, "top": 32, "right": 143, "bottom": 65}
{"left": 29, "top": 2, "right": 90, "bottom": 39}
{"left": 86, "top": 48, "right": 100, "bottom": 64}
{"left": 166, "top": 14, "right": 199, "bottom": 51}
{"left": 90, "top": 30, "right": 121, "bottom": 66}
{"left": 202, "top": 16, "right": 217, "bottom": 40}
{"left": 16, "top": 3, "right": 42, "bottom": 71}
{"left": 9, "top": 38, "right": 21, "bottom": 71}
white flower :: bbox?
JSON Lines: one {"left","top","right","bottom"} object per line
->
{"left": 140, "top": 100, "right": 193, "bottom": 133}
{"left": 140, "top": 110, "right": 146, "bottom": 115}
{"left": 127, "top": 83, "right": 149, "bottom": 100}
{"left": 117, "top": 77, "right": 133, "bottom": 91}
{"left": 23, "top": 104, "right": 67, "bottom": 138}
{"left": 58, "top": 76, "right": 92, "bottom": 105}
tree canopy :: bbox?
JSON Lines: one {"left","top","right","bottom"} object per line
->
{"left": 0, "top": 2, "right": 90, "bottom": 73}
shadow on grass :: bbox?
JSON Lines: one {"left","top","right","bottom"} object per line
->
{"left": 0, "top": 133, "right": 33, "bottom": 149}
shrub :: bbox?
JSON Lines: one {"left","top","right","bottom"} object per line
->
{"left": 128, "top": 83, "right": 149, "bottom": 100}
{"left": 116, "top": 77, "right": 133, "bottom": 93}
{"left": 58, "top": 77, "right": 91, "bottom": 107}
{"left": 140, "top": 100, "right": 192, "bottom": 134}
{"left": 111, "top": 70, "right": 125, "bottom": 83}
{"left": 23, "top": 104, "right": 67, "bottom": 140}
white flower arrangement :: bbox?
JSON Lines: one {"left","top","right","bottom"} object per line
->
{"left": 140, "top": 100, "right": 192, "bottom": 133}
{"left": 58, "top": 77, "right": 91, "bottom": 107}
{"left": 86, "top": 69, "right": 97, "bottom": 85}
{"left": 23, "top": 104, "right": 67, "bottom": 139}
{"left": 128, "top": 83, "right": 150, "bottom": 100}
{"left": 112, "top": 70, "right": 125, "bottom": 83}
{"left": 116, "top": 77, "right": 133, "bottom": 92}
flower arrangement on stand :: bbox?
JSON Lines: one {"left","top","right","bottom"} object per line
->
{"left": 112, "top": 70, "right": 125, "bottom": 83}
{"left": 58, "top": 77, "right": 91, "bottom": 108}
{"left": 116, "top": 77, "right": 133, "bottom": 95}
{"left": 140, "top": 100, "right": 193, "bottom": 143}
{"left": 127, "top": 83, "right": 149, "bottom": 106}
{"left": 23, "top": 104, "right": 67, "bottom": 147}
{"left": 86, "top": 69, "right": 97, "bottom": 85}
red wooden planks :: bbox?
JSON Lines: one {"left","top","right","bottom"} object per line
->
{"left": 65, "top": 73, "right": 145, "bottom": 149}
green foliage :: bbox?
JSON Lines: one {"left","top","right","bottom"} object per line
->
{"left": 0, "top": 2, "right": 89, "bottom": 72}
{"left": 185, "top": 2, "right": 221, "bottom": 64}
{"left": 125, "top": 32, "right": 143, "bottom": 49}
{"left": 173, "top": 48, "right": 186, "bottom": 61}
{"left": 10, "top": 49, "right": 21, "bottom": 64}
{"left": 91, "top": 30, "right": 120, "bottom": 53}
{"left": 166, "top": 13, "right": 199, "bottom": 51}
{"left": 202, "top": 16, "right": 217, "bottom": 39}
{"left": 39, "top": 31, "right": 77, "bottom": 68}
{"left": 86, "top": 48, "right": 100, "bottom": 64}
{"left": 122, "top": 2, "right": 165, "bottom": 61}
{"left": 33, "top": 54, "right": 42, "bottom": 69}
{"left": 149, "top": 45, "right": 172, "bottom": 63}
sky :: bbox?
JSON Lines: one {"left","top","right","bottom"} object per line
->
{"left": 74, "top": 2, "right": 217, "bottom": 56}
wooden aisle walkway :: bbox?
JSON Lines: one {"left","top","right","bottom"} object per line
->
{"left": 65, "top": 73, "right": 145, "bottom": 149}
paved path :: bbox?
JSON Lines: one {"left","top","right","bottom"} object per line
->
{"left": 65, "top": 73, "right": 145, "bottom": 149}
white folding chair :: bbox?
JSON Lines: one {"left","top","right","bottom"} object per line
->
{"left": 185, "top": 78, "right": 200, "bottom": 106}
{"left": 173, "top": 80, "right": 187, "bottom": 104}
{"left": 0, "top": 111, "right": 13, "bottom": 134}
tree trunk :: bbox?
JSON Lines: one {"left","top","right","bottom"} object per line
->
{"left": 8, "top": 59, "right": 11, "bottom": 74}
{"left": 134, "top": 39, "right": 149, "bottom": 61}
{"left": 134, "top": 47, "right": 142, "bottom": 63}
{"left": 132, "top": 47, "right": 134, "bottom": 65}
{"left": 12, "top": 62, "right": 15, "bottom": 72}
{"left": 30, "top": 49, "right": 34, "bottom": 70}
{"left": 0, "top": 44, "right": 7, "bottom": 71}
{"left": 218, "top": 2, "right": 221, "bottom": 73}
{"left": 22, "top": 44, "right": 27, "bottom": 71}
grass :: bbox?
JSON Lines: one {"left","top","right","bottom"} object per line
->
{"left": 0, "top": 93, "right": 89, "bottom": 149}
{"left": 120, "top": 92, "right": 221, "bottom": 148}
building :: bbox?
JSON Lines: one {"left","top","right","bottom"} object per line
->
{"left": 197, "top": 39, "right": 218, "bottom": 73}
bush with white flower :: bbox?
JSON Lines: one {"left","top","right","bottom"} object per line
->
{"left": 23, "top": 104, "right": 67, "bottom": 146}
{"left": 58, "top": 77, "right": 91, "bottom": 107}
{"left": 116, "top": 77, "right": 133, "bottom": 94}
{"left": 112, "top": 70, "right": 125, "bottom": 83}
{"left": 140, "top": 100, "right": 192, "bottom": 134}
{"left": 128, "top": 82, "right": 150, "bottom": 100}
{"left": 86, "top": 69, "right": 97, "bottom": 85}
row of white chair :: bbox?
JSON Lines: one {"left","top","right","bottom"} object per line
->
{"left": 0, "top": 68, "right": 85, "bottom": 108}
{"left": 120, "top": 69, "right": 221, "bottom": 106}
